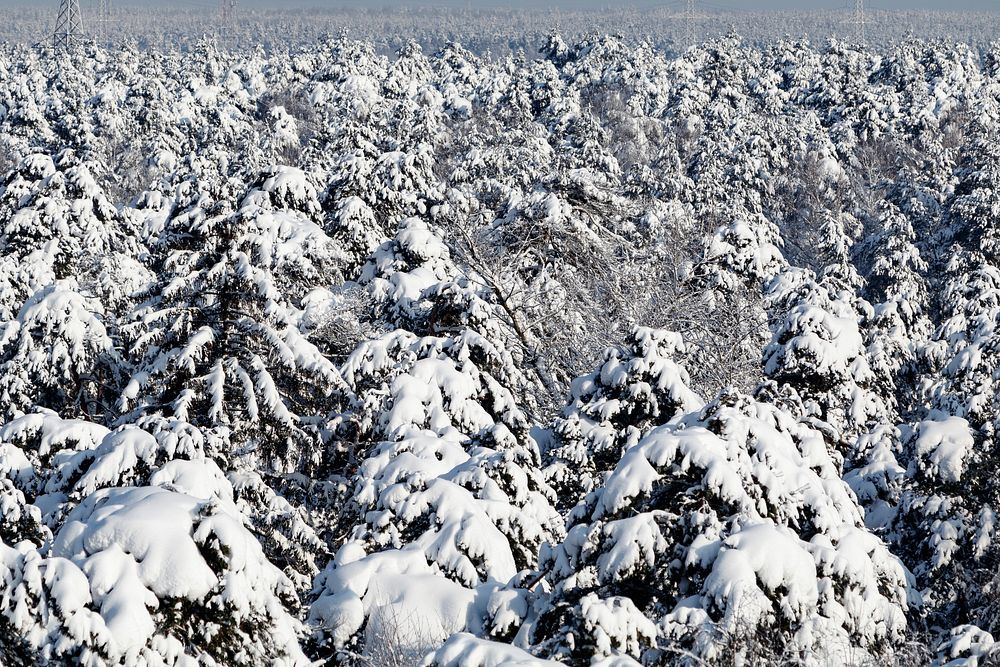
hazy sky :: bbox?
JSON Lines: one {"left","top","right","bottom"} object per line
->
{"left": 212, "top": 1, "right": 999, "bottom": 8}
{"left": 9, "top": 0, "right": 1000, "bottom": 10}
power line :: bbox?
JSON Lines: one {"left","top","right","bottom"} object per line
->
{"left": 53, "top": 0, "right": 83, "bottom": 49}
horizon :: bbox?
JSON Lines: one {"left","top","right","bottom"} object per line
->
{"left": 5, "top": 0, "right": 1000, "bottom": 11}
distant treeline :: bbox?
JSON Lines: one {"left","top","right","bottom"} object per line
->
{"left": 3, "top": 6, "right": 1000, "bottom": 55}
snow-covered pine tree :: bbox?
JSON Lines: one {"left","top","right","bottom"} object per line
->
{"left": 892, "top": 127, "right": 1000, "bottom": 638}
{"left": 310, "top": 315, "right": 562, "bottom": 658}
{"left": 120, "top": 167, "right": 350, "bottom": 472}
{"left": 532, "top": 390, "right": 916, "bottom": 665}
{"left": 0, "top": 411, "right": 312, "bottom": 666}
{"left": 0, "top": 282, "right": 122, "bottom": 422}
{"left": 544, "top": 327, "right": 702, "bottom": 510}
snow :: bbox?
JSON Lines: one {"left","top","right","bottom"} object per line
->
{"left": 0, "top": 410, "right": 109, "bottom": 458}
{"left": 53, "top": 487, "right": 220, "bottom": 601}
{"left": 311, "top": 546, "right": 478, "bottom": 651}
{"left": 423, "top": 634, "right": 562, "bottom": 667}
{"left": 82, "top": 544, "right": 159, "bottom": 653}
{"left": 705, "top": 522, "right": 819, "bottom": 629}
{"left": 579, "top": 594, "right": 658, "bottom": 659}
{"left": 912, "top": 417, "right": 974, "bottom": 483}
{"left": 595, "top": 514, "right": 668, "bottom": 582}
{"left": 936, "top": 625, "right": 998, "bottom": 667}
{"left": 593, "top": 425, "right": 744, "bottom": 521}
{"left": 0, "top": 25, "right": 993, "bottom": 667}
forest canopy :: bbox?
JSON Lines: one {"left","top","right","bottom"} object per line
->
{"left": 0, "top": 23, "right": 998, "bottom": 666}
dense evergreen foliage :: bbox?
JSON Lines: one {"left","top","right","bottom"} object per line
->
{"left": 1, "top": 31, "right": 1000, "bottom": 665}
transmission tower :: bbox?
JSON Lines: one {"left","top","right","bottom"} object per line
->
{"left": 679, "top": 0, "right": 708, "bottom": 50}
{"left": 852, "top": 0, "right": 866, "bottom": 44}
{"left": 685, "top": 0, "right": 695, "bottom": 47}
{"left": 93, "top": 0, "right": 112, "bottom": 40}
{"left": 220, "top": 0, "right": 237, "bottom": 23}
{"left": 53, "top": 0, "right": 84, "bottom": 49}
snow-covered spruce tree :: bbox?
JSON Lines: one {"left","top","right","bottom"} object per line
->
{"left": 0, "top": 282, "right": 123, "bottom": 422}
{"left": 762, "top": 268, "right": 890, "bottom": 452}
{"left": 0, "top": 155, "right": 63, "bottom": 306}
{"left": 863, "top": 199, "right": 931, "bottom": 396}
{"left": 309, "top": 221, "right": 563, "bottom": 658}
{"left": 310, "top": 324, "right": 564, "bottom": 659}
{"left": 543, "top": 327, "right": 702, "bottom": 510}
{"left": 836, "top": 198, "right": 933, "bottom": 530}
{"left": 120, "top": 167, "right": 350, "bottom": 473}
{"left": 0, "top": 412, "right": 311, "bottom": 666}
{"left": 0, "top": 150, "right": 142, "bottom": 321}
{"left": 687, "top": 212, "right": 786, "bottom": 302}
{"left": 531, "top": 390, "right": 916, "bottom": 665}
{"left": 889, "top": 128, "right": 1000, "bottom": 639}
{"left": 0, "top": 150, "right": 144, "bottom": 426}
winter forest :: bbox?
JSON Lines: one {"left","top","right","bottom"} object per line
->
{"left": 5, "top": 3, "right": 1000, "bottom": 666}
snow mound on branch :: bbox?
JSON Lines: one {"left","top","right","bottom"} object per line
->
{"left": 54, "top": 487, "right": 233, "bottom": 607}
{"left": 704, "top": 522, "right": 818, "bottom": 630}
{"left": 0, "top": 409, "right": 109, "bottom": 459}
{"left": 423, "top": 633, "right": 563, "bottom": 667}
{"left": 579, "top": 593, "right": 658, "bottom": 659}
{"left": 844, "top": 424, "right": 907, "bottom": 530}
{"left": 255, "top": 165, "right": 320, "bottom": 216}
{"left": 935, "top": 625, "right": 998, "bottom": 666}
{"left": 911, "top": 417, "right": 974, "bottom": 484}
{"left": 50, "top": 485, "right": 307, "bottom": 664}
{"left": 310, "top": 546, "right": 478, "bottom": 652}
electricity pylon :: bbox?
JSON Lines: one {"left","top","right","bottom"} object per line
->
{"left": 852, "top": 0, "right": 866, "bottom": 43}
{"left": 220, "top": 0, "right": 237, "bottom": 23}
{"left": 93, "top": 0, "right": 112, "bottom": 40}
{"left": 53, "top": 0, "right": 83, "bottom": 49}
{"left": 679, "top": 0, "right": 709, "bottom": 50}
